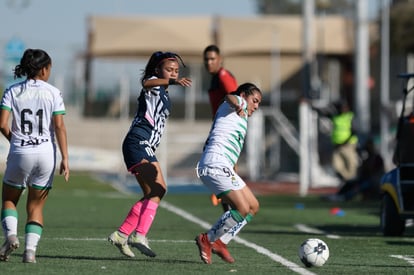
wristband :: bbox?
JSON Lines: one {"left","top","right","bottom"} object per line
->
{"left": 168, "top": 78, "right": 177, "bottom": 85}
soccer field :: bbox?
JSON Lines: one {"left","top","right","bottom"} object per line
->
{"left": 1, "top": 172, "right": 414, "bottom": 274}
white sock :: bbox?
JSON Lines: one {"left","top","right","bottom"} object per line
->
{"left": 2, "top": 215, "right": 18, "bottom": 237}
{"left": 25, "top": 223, "right": 43, "bottom": 252}
{"left": 207, "top": 210, "right": 245, "bottom": 242}
{"left": 25, "top": 233, "right": 41, "bottom": 251}
{"left": 219, "top": 219, "right": 248, "bottom": 244}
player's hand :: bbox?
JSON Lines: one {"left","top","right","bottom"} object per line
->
{"left": 60, "top": 160, "right": 70, "bottom": 182}
{"left": 235, "top": 105, "right": 246, "bottom": 117}
{"left": 176, "top": 77, "right": 192, "bottom": 87}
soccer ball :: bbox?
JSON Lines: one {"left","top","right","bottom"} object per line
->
{"left": 298, "top": 238, "right": 329, "bottom": 267}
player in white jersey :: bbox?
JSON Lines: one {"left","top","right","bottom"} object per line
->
{"left": 195, "top": 83, "right": 262, "bottom": 264}
{"left": 108, "top": 51, "right": 191, "bottom": 258}
{"left": 203, "top": 44, "right": 238, "bottom": 211}
{"left": 0, "top": 49, "right": 69, "bottom": 263}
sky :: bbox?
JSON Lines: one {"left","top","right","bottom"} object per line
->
{"left": 0, "top": 0, "right": 257, "bottom": 84}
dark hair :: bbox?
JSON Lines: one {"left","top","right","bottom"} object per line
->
{"left": 233, "top": 82, "right": 262, "bottom": 97}
{"left": 333, "top": 100, "right": 349, "bottom": 113}
{"left": 141, "top": 51, "right": 185, "bottom": 85}
{"left": 14, "top": 48, "right": 51, "bottom": 79}
{"left": 203, "top": 44, "right": 220, "bottom": 56}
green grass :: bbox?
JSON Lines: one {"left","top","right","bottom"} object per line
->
{"left": 1, "top": 172, "right": 414, "bottom": 274}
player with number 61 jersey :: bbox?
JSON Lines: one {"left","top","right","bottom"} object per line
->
{"left": 0, "top": 48, "right": 69, "bottom": 264}
{"left": 1, "top": 79, "right": 65, "bottom": 154}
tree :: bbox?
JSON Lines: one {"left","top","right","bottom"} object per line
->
{"left": 255, "top": 0, "right": 353, "bottom": 16}
{"left": 256, "top": 0, "right": 301, "bottom": 14}
{"left": 389, "top": 1, "right": 414, "bottom": 53}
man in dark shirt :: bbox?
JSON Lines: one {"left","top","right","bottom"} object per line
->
{"left": 203, "top": 45, "right": 238, "bottom": 116}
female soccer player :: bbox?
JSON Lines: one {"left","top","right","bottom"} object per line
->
{"left": 203, "top": 44, "right": 238, "bottom": 211}
{"left": 0, "top": 48, "right": 70, "bottom": 263}
{"left": 195, "top": 82, "right": 262, "bottom": 264}
{"left": 108, "top": 51, "right": 191, "bottom": 258}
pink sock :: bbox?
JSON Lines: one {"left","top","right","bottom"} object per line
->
{"left": 119, "top": 201, "right": 143, "bottom": 235}
{"left": 136, "top": 199, "right": 159, "bottom": 236}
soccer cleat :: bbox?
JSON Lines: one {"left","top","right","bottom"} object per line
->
{"left": 210, "top": 194, "right": 221, "bottom": 206}
{"left": 212, "top": 239, "right": 235, "bottom": 263}
{"left": 128, "top": 232, "right": 156, "bottom": 258}
{"left": 195, "top": 233, "right": 212, "bottom": 264}
{"left": 0, "top": 235, "right": 20, "bottom": 261}
{"left": 22, "top": 249, "right": 36, "bottom": 263}
{"left": 108, "top": 231, "right": 135, "bottom": 258}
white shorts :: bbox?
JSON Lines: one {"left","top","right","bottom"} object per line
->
{"left": 196, "top": 152, "right": 245, "bottom": 197}
{"left": 3, "top": 151, "right": 56, "bottom": 190}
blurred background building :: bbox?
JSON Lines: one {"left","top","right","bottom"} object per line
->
{"left": 1, "top": 0, "right": 413, "bottom": 195}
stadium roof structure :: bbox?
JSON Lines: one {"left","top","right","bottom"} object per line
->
{"left": 85, "top": 15, "right": 372, "bottom": 93}
{"left": 87, "top": 15, "right": 213, "bottom": 59}
{"left": 218, "top": 15, "right": 354, "bottom": 55}
{"left": 87, "top": 15, "right": 355, "bottom": 58}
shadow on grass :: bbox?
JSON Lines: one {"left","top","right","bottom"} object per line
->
{"left": 243, "top": 224, "right": 382, "bottom": 237}
{"left": 317, "top": 224, "right": 383, "bottom": 236}
{"left": 327, "top": 262, "right": 414, "bottom": 269}
{"left": 245, "top": 224, "right": 414, "bottom": 238}
{"left": 16, "top": 253, "right": 197, "bottom": 264}
{"left": 319, "top": 224, "right": 414, "bottom": 238}
{"left": 386, "top": 240, "right": 414, "bottom": 246}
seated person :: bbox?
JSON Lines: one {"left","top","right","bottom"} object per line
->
{"left": 323, "top": 138, "right": 384, "bottom": 201}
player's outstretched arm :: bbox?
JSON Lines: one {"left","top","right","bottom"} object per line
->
{"left": 143, "top": 77, "right": 192, "bottom": 89}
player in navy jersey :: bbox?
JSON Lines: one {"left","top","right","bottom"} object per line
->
{"left": 108, "top": 51, "right": 191, "bottom": 258}
{"left": 0, "top": 49, "right": 69, "bottom": 263}
{"left": 195, "top": 83, "right": 262, "bottom": 264}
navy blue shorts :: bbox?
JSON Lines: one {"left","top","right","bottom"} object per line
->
{"left": 122, "top": 132, "right": 158, "bottom": 172}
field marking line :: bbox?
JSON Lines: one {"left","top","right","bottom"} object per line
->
{"left": 161, "top": 200, "right": 317, "bottom": 275}
{"left": 295, "top": 224, "right": 341, "bottom": 239}
{"left": 390, "top": 255, "right": 414, "bottom": 266}
{"left": 46, "top": 237, "right": 193, "bottom": 243}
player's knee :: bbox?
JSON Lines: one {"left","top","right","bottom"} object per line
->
{"left": 236, "top": 199, "right": 259, "bottom": 217}
{"left": 158, "top": 187, "right": 167, "bottom": 199}
{"left": 152, "top": 183, "right": 167, "bottom": 199}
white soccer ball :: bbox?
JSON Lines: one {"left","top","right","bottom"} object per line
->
{"left": 298, "top": 238, "right": 329, "bottom": 267}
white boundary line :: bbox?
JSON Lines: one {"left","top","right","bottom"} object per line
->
{"left": 295, "top": 224, "right": 341, "bottom": 239}
{"left": 390, "top": 255, "right": 414, "bottom": 266}
{"left": 46, "top": 237, "right": 193, "bottom": 243}
{"left": 160, "top": 201, "right": 317, "bottom": 275}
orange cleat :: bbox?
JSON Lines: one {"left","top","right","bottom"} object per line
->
{"left": 212, "top": 239, "right": 235, "bottom": 263}
{"left": 210, "top": 194, "right": 222, "bottom": 206}
{"left": 195, "top": 233, "right": 212, "bottom": 264}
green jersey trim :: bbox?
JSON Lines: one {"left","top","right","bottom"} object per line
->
{"left": 1, "top": 105, "right": 11, "bottom": 111}
{"left": 53, "top": 110, "right": 66, "bottom": 115}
